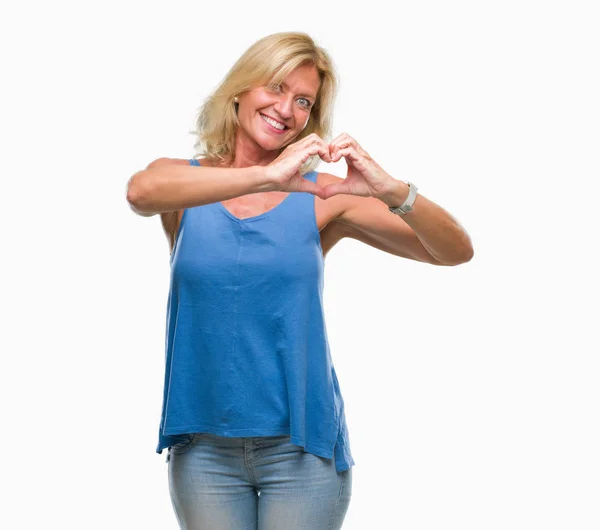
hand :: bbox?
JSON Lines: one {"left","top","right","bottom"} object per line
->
{"left": 264, "top": 133, "right": 332, "bottom": 198}
{"left": 322, "top": 133, "right": 396, "bottom": 199}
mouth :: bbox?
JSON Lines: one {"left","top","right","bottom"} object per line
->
{"left": 259, "top": 112, "right": 290, "bottom": 132}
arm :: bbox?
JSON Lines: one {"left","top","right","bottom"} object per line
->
{"left": 374, "top": 179, "right": 474, "bottom": 265}
{"left": 329, "top": 174, "right": 473, "bottom": 266}
{"left": 126, "top": 157, "right": 273, "bottom": 216}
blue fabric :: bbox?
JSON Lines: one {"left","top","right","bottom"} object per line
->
{"left": 155, "top": 158, "right": 355, "bottom": 473}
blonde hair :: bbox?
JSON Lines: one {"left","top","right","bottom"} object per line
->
{"left": 189, "top": 31, "right": 338, "bottom": 176}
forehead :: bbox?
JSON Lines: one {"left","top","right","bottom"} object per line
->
{"left": 284, "top": 64, "right": 320, "bottom": 87}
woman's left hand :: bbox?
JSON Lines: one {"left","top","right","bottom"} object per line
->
{"left": 322, "top": 133, "right": 396, "bottom": 199}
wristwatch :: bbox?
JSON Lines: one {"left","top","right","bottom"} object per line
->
{"left": 388, "top": 181, "right": 418, "bottom": 216}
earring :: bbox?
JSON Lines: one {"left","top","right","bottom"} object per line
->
{"left": 234, "top": 96, "right": 239, "bottom": 102}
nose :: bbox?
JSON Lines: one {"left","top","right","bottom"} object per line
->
{"left": 273, "top": 95, "right": 293, "bottom": 120}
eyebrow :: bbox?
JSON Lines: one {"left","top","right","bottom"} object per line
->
{"left": 282, "top": 81, "right": 317, "bottom": 101}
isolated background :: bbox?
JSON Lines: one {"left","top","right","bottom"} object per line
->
{"left": 2, "top": 0, "right": 598, "bottom": 528}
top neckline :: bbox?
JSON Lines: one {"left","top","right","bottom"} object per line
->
{"left": 218, "top": 196, "right": 292, "bottom": 223}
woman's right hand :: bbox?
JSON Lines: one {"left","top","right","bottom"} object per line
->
{"left": 264, "top": 133, "right": 332, "bottom": 198}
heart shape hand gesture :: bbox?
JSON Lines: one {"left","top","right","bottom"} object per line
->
{"left": 264, "top": 132, "right": 395, "bottom": 200}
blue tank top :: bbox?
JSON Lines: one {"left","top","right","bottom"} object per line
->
{"left": 155, "top": 158, "right": 355, "bottom": 473}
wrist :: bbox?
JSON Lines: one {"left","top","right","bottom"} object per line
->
{"left": 251, "top": 165, "right": 278, "bottom": 192}
{"left": 376, "top": 179, "right": 411, "bottom": 207}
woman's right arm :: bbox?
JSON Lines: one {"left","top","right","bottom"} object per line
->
{"left": 126, "top": 157, "right": 273, "bottom": 217}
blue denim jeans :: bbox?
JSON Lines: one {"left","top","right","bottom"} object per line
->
{"left": 167, "top": 432, "right": 352, "bottom": 529}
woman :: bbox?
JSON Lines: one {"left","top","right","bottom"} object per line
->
{"left": 127, "top": 31, "right": 473, "bottom": 530}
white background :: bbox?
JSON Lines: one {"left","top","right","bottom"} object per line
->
{"left": 2, "top": 0, "right": 599, "bottom": 528}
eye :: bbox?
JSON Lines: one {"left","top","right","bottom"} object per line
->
{"left": 298, "top": 98, "right": 311, "bottom": 109}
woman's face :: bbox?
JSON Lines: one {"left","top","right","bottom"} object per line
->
{"left": 236, "top": 63, "right": 321, "bottom": 151}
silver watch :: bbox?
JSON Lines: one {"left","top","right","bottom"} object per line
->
{"left": 388, "top": 182, "right": 418, "bottom": 216}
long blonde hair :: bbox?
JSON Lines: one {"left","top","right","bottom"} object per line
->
{"left": 190, "top": 31, "right": 338, "bottom": 176}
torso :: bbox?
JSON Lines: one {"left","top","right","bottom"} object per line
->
{"left": 161, "top": 158, "right": 349, "bottom": 255}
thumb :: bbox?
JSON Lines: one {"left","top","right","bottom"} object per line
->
{"left": 321, "top": 181, "right": 350, "bottom": 200}
{"left": 294, "top": 177, "right": 326, "bottom": 199}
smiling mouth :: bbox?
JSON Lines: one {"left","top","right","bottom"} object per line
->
{"left": 260, "top": 113, "right": 290, "bottom": 130}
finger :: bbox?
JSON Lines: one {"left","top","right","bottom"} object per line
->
{"left": 320, "top": 145, "right": 333, "bottom": 163}
{"left": 304, "top": 132, "right": 326, "bottom": 145}
{"left": 305, "top": 142, "right": 332, "bottom": 163}
{"left": 331, "top": 146, "right": 360, "bottom": 163}
{"left": 328, "top": 136, "right": 342, "bottom": 156}
{"left": 292, "top": 133, "right": 332, "bottom": 163}
{"left": 329, "top": 132, "right": 350, "bottom": 146}
{"left": 321, "top": 181, "right": 352, "bottom": 199}
{"left": 312, "top": 136, "right": 333, "bottom": 162}
{"left": 287, "top": 133, "right": 321, "bottom": 152}
{"left": 298, "top": 177, "right": 326, "bottom": 198}
{"left": 330, "top": 137, "right": 357, "bottom": 160}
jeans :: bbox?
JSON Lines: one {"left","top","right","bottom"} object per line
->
{"left": 167, "top": 432, "right": 352, "bottom": 529}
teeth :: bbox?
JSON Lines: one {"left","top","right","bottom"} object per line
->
{"left": 261, "top": 114, "right": 286, "bottom": 130}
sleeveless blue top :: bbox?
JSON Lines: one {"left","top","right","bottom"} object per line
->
{"left": 155, "top": 158, "right": 355, "bottom": 473}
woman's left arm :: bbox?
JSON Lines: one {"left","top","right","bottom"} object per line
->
{"left": 341, "top": 180, "right": 474, "bottom": 266}
{"left": 322, "top": 133, "right": 474, "bottom": 267}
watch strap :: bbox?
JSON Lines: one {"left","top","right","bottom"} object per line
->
{"left": 389, "top": 182, "right": 418, "bottom": 215}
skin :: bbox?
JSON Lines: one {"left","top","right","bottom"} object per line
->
{"left": 161, "top": 63, "right": 353, "bottom": 257}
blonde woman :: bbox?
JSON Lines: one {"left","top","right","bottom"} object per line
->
{"left": 127, "top": 31, "right": 473, "bottom": 530}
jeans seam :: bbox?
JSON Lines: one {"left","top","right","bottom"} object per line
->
{"left": 243, "top": 439, "right": 261, "bottom": 487}
{"left": 328, "top": 470, "right": 347, "bottom": 529}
